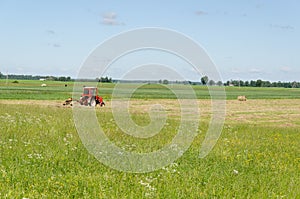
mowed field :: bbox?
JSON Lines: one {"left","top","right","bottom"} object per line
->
{"left": 0, "top": 80, "right": 300, "bottom": 198}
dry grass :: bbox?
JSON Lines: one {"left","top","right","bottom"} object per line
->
{"left": 225, "top": 99, "right": 300, "bottom": 127}
{"left": 1, "top": 99, "right": 299, "bottom": 128}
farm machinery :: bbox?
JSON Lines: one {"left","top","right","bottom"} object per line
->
{"left": 63, "top": 87, "right": 105, "bottom": 107}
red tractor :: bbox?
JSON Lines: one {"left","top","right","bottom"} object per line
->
{"left": 79, "top": 87, "right": 105, "bottom": 107}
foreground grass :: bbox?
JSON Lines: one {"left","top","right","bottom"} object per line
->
{"left": 0, "top": 100, "right": 299, "bottom": 198}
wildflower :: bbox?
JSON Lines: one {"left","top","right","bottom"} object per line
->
{"left": 66, "top": 133, "right": 73, "bottom": 139}
{"left": 35, "top": 153, "right": 43, "bottom": 159}
{"left": 23, "top": 141, "right": 30, "bottom": 147}
{"left": 63, "top": 137, "right": 70, "bottom": 145}
{"left": 71, "top": 147, "right": 78, "bottom": 151}
{"left": 139, "top": 180, "right": 156, "bottom": 192}
{"left": 139, "top": 180, "right": 149, "bottom": 186}
{"left": 233, "top": 169, "right": 239, "bottom": 175}
{"left": 27, "top": 153, "right": 43, "bottom": 160}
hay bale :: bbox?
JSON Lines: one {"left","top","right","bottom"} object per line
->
{"left": 41, "top": 84, "right": 47, "bottom": 87}
{"left": 237, "top": 95, "right": 247, "bottom": 101}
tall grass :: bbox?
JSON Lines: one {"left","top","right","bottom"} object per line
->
{"left": 1, "top": 100, "right": 299, "bottom": 198}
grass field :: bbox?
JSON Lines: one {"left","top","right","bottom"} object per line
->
{"left": 1, "top": 79, "right": 300, "bottom": 100}
{"left": 0, "top": 80, "right": 300, "bottom": 198}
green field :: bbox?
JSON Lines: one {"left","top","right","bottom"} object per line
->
{"left": 0, "top": 80, "right": 300, "bottom": 198}
{"left": 1, "top": 79, "right": 300, "bottom": 100}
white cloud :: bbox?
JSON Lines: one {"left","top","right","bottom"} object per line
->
{"left": 280, "top": 66, "right": 292, "bottom": 72}
{"left": 102, "top": 18, "right": 118, "bottom": 25}
{"left": 101, "top": 12, "right": 124, "bottom": 25}
{"left": 103, "top": 12, "right": 117, "bottom": 19}
{"left": 249, "top": 68, "right": 263, "bottom": 73}
{"left": 269, "top": 24, "right": 295, "bottom": 31}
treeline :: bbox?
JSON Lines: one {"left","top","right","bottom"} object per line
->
{"left": 224, "top": 79, "right": 300, "bottom": 88}
{"left": 1, "top": 72, "right": 300, "bottom": 88}
{"left": 200, "top": 75, "right": 300, "bottom": 88}
{"left": 96, "top": 76, "right": 112, "bottom": 83}
{"left": 0, "top": 72, "right": 72, "bottom": 81}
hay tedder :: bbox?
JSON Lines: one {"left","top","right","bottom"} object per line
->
{"left": 63, "top": 87, "right": 105, "bottom": 107}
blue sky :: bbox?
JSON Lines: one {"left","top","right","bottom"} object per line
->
{"left": 0, "top": 0, "right": 299, "bottom": 81}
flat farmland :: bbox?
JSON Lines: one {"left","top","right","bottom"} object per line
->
{"left": 0, "top": 80, "right": 300, "bottom": 198}
{"left": 1, "top": 79, "right": 300, "bottom": 100}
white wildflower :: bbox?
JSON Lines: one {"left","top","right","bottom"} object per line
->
{"left": 233, "top": 169, "right": 239, "bottom": 175}
{"left": 71, "top": 147, "right": 78, "bottom": 151}
{"left": 23, "top": 141, "right": 30, "bottom": 147}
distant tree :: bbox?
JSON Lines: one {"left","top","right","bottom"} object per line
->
{"left": 262, "top": 81, "right": 271, "bottom": 87}
{"left": 250, "top": 80, "right": 256, "bottom": 87}
{"left": 231, "top": 80, "right": 239, "bottom": 86}
{"left": 225, "top": 80, "right": 230, "bottom": 86}
{"left": 208, "top": 79, "right": 215, "bottom": 86}
{"left": 256, "top": 79, "right": 262, "bottom": 87}
{"left": 277, "top": 81, "right": 282, "bottom": 87}
{"left": 271, "top": 82, "right": 277, "bottom": 87}
{"left": 216, "top": 81, "right": 223, "bottom": 86}
{"left": 162, "top": 79, "right": 169, "bottom": 84}
{"left": 283, "top": 82, "right": 292, "bottom": 88}
{"left": 244, "top": 81, "right": 249, "bottom": 87}
{"left": 58, "top": 76, "right": 67, "bottom": 81}
{"left": 239, "top": 80, "right": 245, "bottom": 87}
{"left": 201, "top": 76, "right": 209, "bottom": 85}
{"left": 98, "top": 76, "right": 112, "bottom": 83}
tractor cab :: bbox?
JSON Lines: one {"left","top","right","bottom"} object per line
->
{"left": 82, "top": 87, "right": 98, "bottom": 98}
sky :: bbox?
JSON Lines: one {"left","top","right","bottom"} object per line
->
{"left": 0, "top": 0, "right": 299, "bottom": 82}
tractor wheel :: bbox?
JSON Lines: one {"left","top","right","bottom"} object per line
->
{"left": 90, "top": 98, "right": 96, "bottom": 106}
